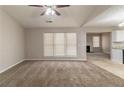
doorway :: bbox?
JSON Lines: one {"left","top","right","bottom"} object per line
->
{"left": 86, "top": 32, "right": 111, "bottom": 60}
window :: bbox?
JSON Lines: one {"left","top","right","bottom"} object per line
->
{"left": 93, "top": 36, "right": 100, "bottom": 47}
{"left": 44, "top": 33, "right": 54, "bottom": 56}
{"left": 44, "top": 33, "right": 77, "bottom": 57}
{"left": 66, "top": 33, "right": 77, "bottom": 56}
{"left": 54, "top": 33, "right": 65, "bottom": 56}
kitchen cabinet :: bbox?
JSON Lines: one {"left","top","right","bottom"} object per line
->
{"left": 112, "top": 31, "right": 124, "bottom": 42}
{"left": 111, "top": 49, "right": 123, "bottom": 64}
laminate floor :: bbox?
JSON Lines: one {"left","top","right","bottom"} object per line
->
{"left": 0, "top": 60, "right": 124, "bottom": 87}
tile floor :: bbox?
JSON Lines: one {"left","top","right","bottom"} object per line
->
{"left": 88, "top": 53, "right": 124, "bottom": 79}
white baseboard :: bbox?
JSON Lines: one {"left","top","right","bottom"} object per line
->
{"left": 0, "top": 59, "right": 25, "bottom": 74}
{"left": 25, "top": 59, "right": 87, "bottom": 61}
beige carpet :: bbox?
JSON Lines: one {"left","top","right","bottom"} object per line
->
{"left": 0, "top": 61, "right": 124, "bottom": 87}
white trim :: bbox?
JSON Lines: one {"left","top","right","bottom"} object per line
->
{"left": 24, "top": 59, "right": 87, "bottom": 61}
{"left": 0, "top": 59, "right": 25, "bottom": 74}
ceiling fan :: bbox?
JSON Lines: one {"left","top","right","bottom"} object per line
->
{"left": 28, "top": 5, "right": 70, "bottom": 16}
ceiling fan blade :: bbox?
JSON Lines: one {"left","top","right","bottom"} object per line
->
{"left": 40, "top": 11, "right": 46, "bottom": 16}
{"left": 28, "top": 5, "right": 43, "bottom": 7}
{"left": 54, "top": 10, "right": 61, "bottom": 16}
{"left": 56, "top": 5, "right": 70, "bottom": 8}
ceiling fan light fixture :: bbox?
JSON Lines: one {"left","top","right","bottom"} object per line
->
{"left": 45, "top": 8, "right": 55, "bottom": 15}
{"left": 118, "top": 22, "right": 124, "bottom": 27}
{"left": 29, "top": 5, "right": 70, "bottom": 16}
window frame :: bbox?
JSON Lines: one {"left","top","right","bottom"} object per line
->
{"left": 93, "top": 36, "right": 100, "bottom": 48}
{"left": 43, "top": 32, "right": 78, "bottom": 57}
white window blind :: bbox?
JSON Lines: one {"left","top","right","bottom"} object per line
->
{"left": 54, "top": 33, "right": 65, "bottom": 56}
{"left": 93, "top": 36, "right": 100, "bottom": 47}
{"left": 44, "top": 33, "right": 54, "bottom": 56}
{"left": 66, "top": 33, "right": 77, "bottom": 56}
{"left": 44, "top": 33, "right": 77, "bottom": 57}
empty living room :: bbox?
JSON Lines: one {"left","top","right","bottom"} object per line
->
{"left": 1, "top": 1, "right": 124, "bottom": 91}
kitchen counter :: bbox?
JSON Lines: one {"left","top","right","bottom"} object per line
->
{"left": 112, "top": 42, "right": 124, "bottom": 49}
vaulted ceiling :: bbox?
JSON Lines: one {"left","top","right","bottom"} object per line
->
{"left": 1, "top": 5, "right": 124, "bottom": 28}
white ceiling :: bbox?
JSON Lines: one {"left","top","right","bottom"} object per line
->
{"left": 1, "top": 5, "right": 124, "bottom": 28}
{"left": 84, "top": 6, "right": 124, "bottom": 27}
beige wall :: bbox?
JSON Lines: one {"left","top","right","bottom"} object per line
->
{"left": 0, "top": 9, "right": 25, "bottom": 73}
{"left": 101, "top": 32, "right": 111, "bottom": 54}
{"left": 25, "top": 28, "right": 87, "bottom": 60}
